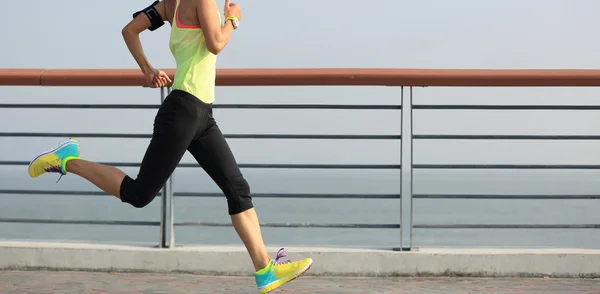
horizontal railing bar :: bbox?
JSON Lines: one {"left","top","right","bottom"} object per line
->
{"left": 174, "top": 192, "right": 401, "bottom": 199}
{"left": 0, "top": 104, "right": 401, "bottom": 110}
{"left": 1, "top": 161, "right": 400, "bottom": 169}
{"left": 0, "top": 189, "right": 399, "bottom": 199}
{"left": 8, "top": 190, "right": 597, "bottom": 200}
{"left": 0, "top": 218, "right": 158, "bottom": 226}
{"left": 229, "top": 134, "right": 401, "bottom": 140}
{"left": 0, "top": 133, "right": 400, "bottom": 140}
{"left": 414, "top": 224, "right": 600, "bottom": 229}
{"left": 415, "top": 134, "right": 600, "bottom": 140}
{"left": 413, "top": 105, "right": 600, "bottom": 110}
{"left": 2, "top": 133, "right": 152, "bottom": 139}
{"left": 6, "top": 68, "right": 600, "bottom": 87}
{"left": 174, "top": 222, "right": 399, "bottom": 229}
{"left": 414, "top": 164, "right": 600, "bottom": 169}
{"left": 220, "top": 104, "right": 402, "bottom": 110}
{"left": 3, "top": 218, "right": 596, "bottom": 229}
{"left": 0, "top": 104, "right": 159, "bottom": 109}
{"left": 0, "top": 190, "right": 137, "bottom": 196}
{"left": 413, "top": 194, "right": 600, "bottom": 199}
{"left": 0, "top": 218, "right": 399, "bottom": 229}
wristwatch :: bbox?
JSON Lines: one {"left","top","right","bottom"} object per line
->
{"left": 225, "top": 16, "right": 239, "bottom": 30}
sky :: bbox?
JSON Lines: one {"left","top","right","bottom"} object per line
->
{"left": 1, "top": 0, "right": 600, "bottom": 247}
{"left": 1, "top": 0, "right": 600, "bottom": 70}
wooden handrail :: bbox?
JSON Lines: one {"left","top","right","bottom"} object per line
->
{"left": 1, "top": 68, "right": 600, "bottom": 87}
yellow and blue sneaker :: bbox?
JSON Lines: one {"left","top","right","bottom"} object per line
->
{"left": 255, "top": 248, "right": 313, "bottom": 293}
{"left": 28, "top": 138, "right": 80, "bottom": 182}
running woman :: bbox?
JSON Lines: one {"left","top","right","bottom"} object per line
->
{"left": 27, "top": 0, "right": 312, "bottom": 292}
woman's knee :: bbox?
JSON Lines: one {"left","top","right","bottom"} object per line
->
{"left": 119, "top": 175, "right": 158, "bottom": 208}
{"left": 226, "top": 175, "right": 254, "bottom": 215}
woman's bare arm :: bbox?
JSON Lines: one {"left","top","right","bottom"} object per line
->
{"left": 197, "top": 0, "right": 240, "bottom": 55}
{"left": 121, "top": 1, "right": 170, "bottom": 77}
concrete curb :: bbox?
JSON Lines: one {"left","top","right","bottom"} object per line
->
{"left": 1, "top": 241, "right": 600, "bottom": 278}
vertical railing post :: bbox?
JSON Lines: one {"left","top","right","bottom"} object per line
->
{"left": 167, "top": 86, "right": 175, "bottom": 248}
{"left": 159, "top": 87, "right": 167, "bottom": 248}
{"left": 398, "top": 86, "right": 403, "bottom": 251}
{"left": 158, "top": 87, "right": 176, "bottom": 248}
{"left": 400, "top": 86, "right": 414, "bottom": 251}
{"left": 409, "top": 87, "right": 414, "bottom": 250}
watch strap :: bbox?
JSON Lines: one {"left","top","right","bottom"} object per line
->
{"left": 225, "top": 16, "right": 239, "bottom": 29}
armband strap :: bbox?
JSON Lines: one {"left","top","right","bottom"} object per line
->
{"left": 133, "top": 0, "right": 165, "bottom": 31}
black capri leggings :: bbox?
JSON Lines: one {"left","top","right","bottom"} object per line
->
{"left": 119, "top": 90, "right": 254, "bottom": 215}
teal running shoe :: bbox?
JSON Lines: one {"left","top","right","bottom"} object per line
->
{"left": 255, "top": 248, "right": 313, "bottom": 293}
{"left": 28, "top": 138, "right": 80, "bottom": 182}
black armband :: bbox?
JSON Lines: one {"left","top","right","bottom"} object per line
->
{"left": 133, "top": 0, "right": 165, "bottom": 31}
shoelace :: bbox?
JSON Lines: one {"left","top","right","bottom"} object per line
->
{"left": 273, "top": 248, "right": 291, "bottom": 265}
{"left": 44, "top": 163, "right": 65, "bottom": 183}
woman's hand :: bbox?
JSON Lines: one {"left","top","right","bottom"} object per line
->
{"left": 145, "top": 68, "right": 172, "bottom": 88}
{"left": 224, "top": 0, "right": 242, "bottom": 20}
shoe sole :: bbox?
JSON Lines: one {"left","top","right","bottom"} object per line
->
{"left": 260, "top": 259, "right": 313, "bottom": 294}
{"left": 28, "top": 138, "right": 78, "bottom": 177}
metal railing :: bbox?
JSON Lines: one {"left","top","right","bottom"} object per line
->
{"left": 1, "top": 68, "right": 600, "bottom": 251}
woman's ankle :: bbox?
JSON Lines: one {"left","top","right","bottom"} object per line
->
{"left": 255, "top": 258, "right": 272, "bottom": 273}
{"left": 65, "top": 158, "right": 81, "bottom": 174}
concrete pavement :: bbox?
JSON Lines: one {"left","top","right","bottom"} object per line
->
{"left": 1, "top": 271, "right": 599, "bottom": 293}
{"left": 3, "top": 241, "right": 600, "bottom": 278}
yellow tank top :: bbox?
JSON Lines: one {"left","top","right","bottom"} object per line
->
{"left": 169, "top": 0, "right": 220, "bottom": 104}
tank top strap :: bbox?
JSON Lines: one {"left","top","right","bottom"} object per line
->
{"left": 173, "top": 0, "right": 180, "bottom": 19}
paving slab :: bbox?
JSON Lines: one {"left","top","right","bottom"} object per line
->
{"left": 1, "top": 271, "right": 599, "bottom": 294}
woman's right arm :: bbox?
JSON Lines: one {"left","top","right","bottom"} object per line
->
{"left": 122, "top": 1, "right": 172, "bottom": 87}
{"left": 197, "top": 0, "right": 242, "bottom": 55}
